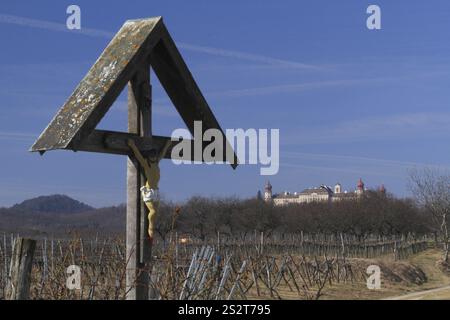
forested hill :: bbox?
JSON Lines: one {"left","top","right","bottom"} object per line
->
{"left": 0, "top": 195, "right": 125, "bottom": 238}
{"left": 8, "top": 194, "right": 94, "bottom": 214}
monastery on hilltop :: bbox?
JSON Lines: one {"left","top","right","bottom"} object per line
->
{"left": 263, "top": 179, "right": 386, "bottom": 206}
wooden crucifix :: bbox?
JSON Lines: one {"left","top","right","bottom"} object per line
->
{"left": 30, "top": 17, "right": 237, "bottom": 300}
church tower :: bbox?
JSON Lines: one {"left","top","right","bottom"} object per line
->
{"left": 356, "top": 178, "right": 365, "bottom": 195}
{"left": 334, "top": 183, "right": 342, "bottom": 194}
{"left": 264, "top": 181, "right": 273, "bottom": 202}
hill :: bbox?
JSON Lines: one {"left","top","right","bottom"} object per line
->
{"left": 0, "top": 195, "right": 125, "bottom": 238}
{"left": 10, "top": 194, "right": 94, "bottom": 214}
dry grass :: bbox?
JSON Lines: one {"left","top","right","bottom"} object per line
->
{"left": 320, "top": 248, "right": 450, "bottom": 300}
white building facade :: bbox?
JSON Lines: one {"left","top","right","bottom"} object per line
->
{"left": 264, "top": 179, "right": 384, "bottom": 206}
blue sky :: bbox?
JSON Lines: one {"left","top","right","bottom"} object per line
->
{"left": 1, "top": 1, "right": 450, "bottom": 207}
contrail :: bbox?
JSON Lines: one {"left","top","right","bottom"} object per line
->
{"left": 281, "top": 163, "right": 406, "bottom": 178}
{"left": 176, "top": 42, "right": 321, "bottom": 70}
{"left": 0, "top": 13, "right": 319, "bottom": 70}
{"left": 0, "top": 131, "right": 37, "bottom": 141}
{"left": 0, "top": 13, "right": 114, "bottom": 38}
{"left": 206, "top": 79, "right": 366, "bottom": 98}
{"left": 283, "top": 152, "right": 450, "bottom": 171}
{"left": 206, "top": 75, "right": 422, "bottom": 98}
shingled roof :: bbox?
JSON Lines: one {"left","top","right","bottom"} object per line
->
{"left": 30, "top": 17, "right": 237, "bottom": 168}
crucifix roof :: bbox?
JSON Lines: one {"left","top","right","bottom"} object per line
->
{"left": 30, "top": 17, "right": 237, "bottom": 168}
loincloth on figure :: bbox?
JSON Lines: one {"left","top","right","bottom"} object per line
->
{"left": 140, "top": 185, "right": 160, "bottom": 203}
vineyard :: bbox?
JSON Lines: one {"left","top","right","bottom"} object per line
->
{"left": 0, "top": 233, "right": 430, "bottom": 300}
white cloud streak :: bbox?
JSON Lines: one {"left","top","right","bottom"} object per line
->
{"left": 206, "top": 71, "right": 450, "bottom": 99}
{"left": 176, "top": 42, "right": 321, "bottom": 70}
{"left": 206, "top": 78, "right": 377, "bottom": 98}
{"left": 0, "top": 13, "right": 114, "bottom": 38}
{"left": 283, "top": 152, "right": 450, "bottom": 171}
{"left": 0, "top": 13, "right": 319, "bottom": 70}
{"left": 283, "top": 113, "right": 450, "bottom": 145}
{"left": 0, "top": 131, "right": 37, "bottom": 141}
{"left": 281, "top": 163, "right": 405, "bottom": 178}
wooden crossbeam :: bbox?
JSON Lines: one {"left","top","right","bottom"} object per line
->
{"left": 73, "top": 129, "right": 178, "bottom": 157}
{"left": 74, "top": 129, "right": 234, "bottom": 163}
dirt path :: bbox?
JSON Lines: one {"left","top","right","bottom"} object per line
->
{"left": 383, "top": 285, "right": 450, "bottom": 300}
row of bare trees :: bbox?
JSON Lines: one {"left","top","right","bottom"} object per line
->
{"left": 154, "top": 192, "right": 426, "bottom": 242}
{"left": 410, "top": 169, "right": 450, "bottom": 263}
{"left": 153, "top": 169, "right": 450, "bottom": 264}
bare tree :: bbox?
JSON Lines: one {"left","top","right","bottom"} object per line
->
{"left": 154, "top": 201, "right": 177, "bottom": 244}
{"left": 409, "top": 168, "right": 450, "bottom": 263}
{"left": 154, "top": 192, "right": 427, "bottom": 243}
{"left": 179, "top": 197, "right": 211, "bottom": 240}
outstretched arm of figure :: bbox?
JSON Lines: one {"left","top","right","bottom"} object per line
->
{"left": 158, "top": 140, "right": 172, "bottom": 162}
{"left": 127, "top": 139, "right": 151, "bottom": 173}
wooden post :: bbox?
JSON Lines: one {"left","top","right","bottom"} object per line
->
{"left": 175, "top": 232, "right": 179, "bottom": 269}
{"left": 340, "top": 233, "right": 345, "bottom": 258}
{"left": 3, "top": 234, "right": 7, "bottom": 287}
{"left": 217, "top": 231, "right": 220, "bottom": 252}
{"left": 6, "top": 238, "right": 36, "bottom": 300}
{"left": 126, "top": 63, "right": 151, "bottom": 300}
{"left": 140, "top": 64, "right": 152, "bottom": 267}
{"left": 260, "top": 231, "right": 264, "bottom": 255}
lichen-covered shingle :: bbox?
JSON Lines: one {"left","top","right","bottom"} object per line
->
{"left": 31, "top": 17, "right": 161, "bottom": 151}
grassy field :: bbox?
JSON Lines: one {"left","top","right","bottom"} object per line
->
{"left": 382, "top": 248, "right": 450, "bottom": 300}
{"left": 321, "top": 248, "right": 450, "bottom": 300}
{"left": 244, "top": 247, "right": 450, "bottom": 300}
{"left": 236, "top": 247, "right": 450, "bottom": 300}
